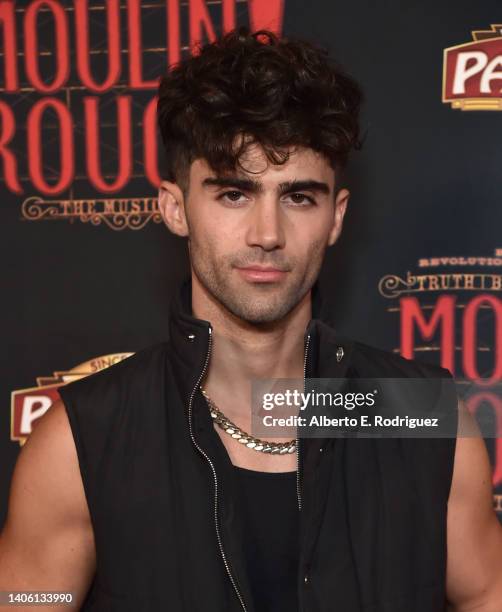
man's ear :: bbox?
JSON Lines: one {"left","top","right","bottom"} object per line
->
{"left": 327, "top": 188, "right": 349, "bottom": 247}
{"left": 158, "top": 180, "right": 189, "bottom": 237}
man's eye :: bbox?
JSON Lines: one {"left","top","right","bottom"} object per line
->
{"left": 218, "top": 190, "right": 246, "bottom": 204}
{"left": 287, "top": 193, "right": 315, "bottom": 206}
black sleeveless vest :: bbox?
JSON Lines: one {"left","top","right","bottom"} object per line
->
{"left": 58, "top": 278, "right": 457, "bottom": 612}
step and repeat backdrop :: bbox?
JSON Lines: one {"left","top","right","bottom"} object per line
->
{"left": 2, "top": 0, "right": 502, "bottom": 526}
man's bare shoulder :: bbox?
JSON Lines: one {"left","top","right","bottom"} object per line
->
{"left": 0, "top": 400, "right": 96, "bottom": 609}
{"left": 3, "top": 399, "right": 87, "bottom": 528}
{"left": 445, "top": 400, "right": 502, "bottom": 609}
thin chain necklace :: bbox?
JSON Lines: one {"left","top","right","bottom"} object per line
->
{"left": 200, "top": 387, "right": 296, "bottom": 454}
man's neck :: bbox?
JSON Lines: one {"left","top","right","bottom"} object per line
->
{"left": 192, "top": 276, "right": 312, "bottom": 421}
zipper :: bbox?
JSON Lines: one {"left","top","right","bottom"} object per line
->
{"left": 187, "top": 326, "right": 248, "bottom": 612}
{"left": 297, "top": 333, "right": 311, "bottom": 511}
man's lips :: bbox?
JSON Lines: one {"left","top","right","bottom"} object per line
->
{"left": 235, "top": 265, "right": 289, "bottom": 282}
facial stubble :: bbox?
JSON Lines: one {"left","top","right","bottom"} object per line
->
{"left": 188, "top": 229, "right": 327, "bottom": 325}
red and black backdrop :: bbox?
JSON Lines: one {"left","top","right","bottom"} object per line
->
{"left": 2, "top": 0, "right": 502, "bottom": 527}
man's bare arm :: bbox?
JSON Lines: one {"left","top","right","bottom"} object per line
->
{"left": 446, "top": 400, "right": 502, "bottom": 611}
{"left": 0, "top": 400, "right": 96, "bottom": 610}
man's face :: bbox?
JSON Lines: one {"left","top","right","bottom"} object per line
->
{"left": 160, "top": 143, "right": 349, "bottom": 324}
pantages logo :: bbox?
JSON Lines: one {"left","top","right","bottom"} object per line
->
{"left": 0, "top": 0, "right": 285, "bottom": 230}
{"left": 10, "top": 352, "right": 133, "bottom": 445}
{"left": 443, "top": 24, "right": 502, "bottom": 110}
{"left": 379, "top": 248, "right": 502, "bottom": 515}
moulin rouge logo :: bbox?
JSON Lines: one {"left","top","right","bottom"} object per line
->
{"left": 443, "top": 23, "right": 502, "bottom": 111}
{"left": 0, "top": 0, "right": 285, "bottom": 230}
{"left": 379, "top": 249, "right": 502, "bottom": 513}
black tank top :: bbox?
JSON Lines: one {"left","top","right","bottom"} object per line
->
{"left": 233, "top": 465, "right": 299, "bottom": 612}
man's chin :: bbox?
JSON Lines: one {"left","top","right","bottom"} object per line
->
{"left": 231, "top": 309, "right": 288, "bottom": 325}
{"left": 221, "top": 289, "right": 299, "bottom": 325}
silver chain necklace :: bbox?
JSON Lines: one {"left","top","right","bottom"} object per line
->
{"left": 200, "top": 387, "right": 296, "bottom": 454}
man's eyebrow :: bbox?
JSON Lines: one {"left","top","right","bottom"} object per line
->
{"left": 202, "top": 176, "right": 263, "bottom": 192}
{"left": 278, "top": 180, "right": 330, "bottom": 196}
{"left": 201, "top": 176, "right": 331, "bottom": 195}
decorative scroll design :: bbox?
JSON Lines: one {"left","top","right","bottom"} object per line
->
{"left": 378, "top": 272, "right": 418, "bottom": 298}
{"left": 21, "top": 197, "right": 162, "bottom": 230}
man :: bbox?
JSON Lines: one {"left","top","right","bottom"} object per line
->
{"left": 1, "top": 27, "right": 501, "bottom": 612}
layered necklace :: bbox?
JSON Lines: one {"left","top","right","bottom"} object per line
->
{"left": 200, "top": 387, "right": 296, "bottom": 454}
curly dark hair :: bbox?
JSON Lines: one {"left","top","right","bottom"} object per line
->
{"left": 157, "top": 27, "right": 363, "bottom": 193}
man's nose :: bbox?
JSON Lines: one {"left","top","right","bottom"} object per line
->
{"left": 245, "top": 198, "right": 286, "bottom": 251}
